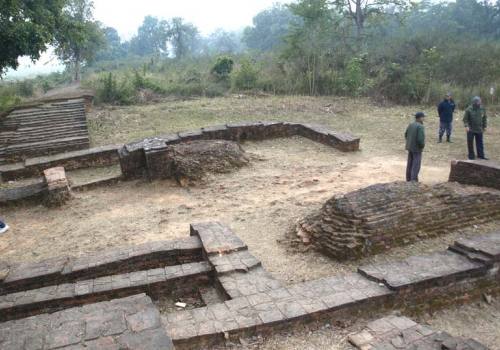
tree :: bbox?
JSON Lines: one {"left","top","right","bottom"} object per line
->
{"left": 205, "top": 29, "right": 243, "bottom": 54}
{"left": 168, "top": 17, "right": 200, "bottom": 58}
{"left": 54, "top": 0, "right": 105, "bottom": 81}
{"left": 331, "top": 0, "right": 411, "bottom": 41}
{"left": 243, "top": 4, "right": 297, "bottom": 51}
{"left": 129, "top": 16, "right": 169, "bottom": 56}
{"left": 95, "top": 27, "right": 126, "bottom": 61}
{"left": 0, "top": 0, "right": 66, "bottom": 76}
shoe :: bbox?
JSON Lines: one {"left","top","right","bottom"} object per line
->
{"left": 468, "top": 156, "right": 476, "bottom": 160}
{"left": 478, "top": 157, "right": 489, "bottom": 160}
{"left": 438, "top": 139, "right": 442, "bottom": 143}
{"left": 0, "top": 224, "right": 9, "bottom": 234}
{"left": 446, "top": 138, "right": 452, "bottom": 143}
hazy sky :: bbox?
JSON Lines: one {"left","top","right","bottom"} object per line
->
{"left": 94, "top": 0, "right": 289, "bottom": 39}
{"left": 6, "top": 0, "right": 288, "bottom": 79}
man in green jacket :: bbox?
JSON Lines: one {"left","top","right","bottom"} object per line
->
{"left": 463, "top": 96, "right": 488, "bottom": 160}
{"left": 405, "top": 112, "right": 426, "bottom": 182}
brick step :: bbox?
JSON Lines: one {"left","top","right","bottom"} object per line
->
{"left": 0, "top": 237, "right": 203, "bottom": 295}
{"left": 10, "top": 124, "right": 89, "bottom": 136}
{"left": 0, "top": 261, "right": 212, "bottom": 322}
{"left": 9, "top": 106, "right": 85, "bottom": 118}
{"left": 5, "top": 132, "right": 90, "bottom": 145}
{"left": 3, "top": 138, "right": 90, "bottom": 155}
{"left": 1, "top": 113, "right": 86, "bottom": 126}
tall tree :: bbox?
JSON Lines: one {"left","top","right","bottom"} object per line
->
{"left": 331, "top": 0, "right": 411, "bottom": 41}
{"left": 168, "top": 17, "right": 200, "bottom": 58}
{"left": 243, "top": 4, "right": 297, "bottom": 51}
{"left": 0, "top": 0, "right": 66, "bottom": 76}
{"left": 54, "top": 0, "right": 104, "bottom": 81}
{"left": 129, "top": 16, "right": 169, "bottom": 56}
{"left": 95, "top": 27, "right": 126, "bottom": 61}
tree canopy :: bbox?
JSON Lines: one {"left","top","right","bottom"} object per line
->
{"left": 0, "top": 0, "right": 66, "bottom": 76}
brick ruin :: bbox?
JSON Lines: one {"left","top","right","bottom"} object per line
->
{"left": 449, "top": 159, "right": 500, "bottom": 190}
{"left": 293, "top": 181, "right": 500, "bottom": 260}
{"left": 348, "top": 316, "right": 487, "bottom": 349}
{"left": 0, "top": 121, "right": 359, "bottom": 203}
{"left": 0, "top": 223, "right": 498, "bottom": 349}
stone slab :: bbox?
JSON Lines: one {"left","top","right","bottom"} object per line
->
{"left": 190, "top": 222, "right": 247, "bottom": 256}
{"left": 349, "top": 316, "right": 488, "bottom": 350}
{"left": 0, "top": 294, "right": 174, "bottom": 350}
{"left": 358, "top": 251, "right": 488, "bottom": 291}
{"left": 452, "top": 231, "right": 500, "bottom": 262}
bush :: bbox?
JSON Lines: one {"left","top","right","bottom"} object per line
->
{"left": 211, "top": 56, "right": 234, "bottom": 81}
{"left": 95, "top": 72, "right": 135, "bottom": 105}
{"left": 232, "top": 59, "right": 258, "bottom": 90}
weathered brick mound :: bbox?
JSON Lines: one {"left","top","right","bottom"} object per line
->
{"left": 294, "top": 181, "right": 500, "bottom": 260}
{"left": 449, "top": 159, "right": 500, "bottom": 190}
{"left": 148, "top": 140, "right": 249, "bottom": 185}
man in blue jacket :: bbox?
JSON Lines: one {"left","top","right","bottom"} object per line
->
{"left": 437, "top": 92, "right": 456, "bottom": 143}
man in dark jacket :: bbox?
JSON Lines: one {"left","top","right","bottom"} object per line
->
{"left": 437, "top": 92, "right": 455, "bottom": 143}
{"left": 463, "top": 96, "right": 488, "bottom": 160}
{"left": 405, "top": 112, "right": 426, "bottom": 182}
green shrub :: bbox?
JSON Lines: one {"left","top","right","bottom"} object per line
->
{"left": 211, "top": 56, "right": 234, "bottom": 81}
{"left": 232, "top": 59, "right": 258, "bottom": 90}
{"left": 95, "top": 72, "right": 135, "bottom": 105}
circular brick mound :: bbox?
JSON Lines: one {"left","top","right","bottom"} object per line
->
{"left": 293, "top": 181, "right": 500, "bottom": 260}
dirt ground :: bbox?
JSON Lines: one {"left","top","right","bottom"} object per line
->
{"left": 1, "top": 96, "right": 499, "bottom": 348}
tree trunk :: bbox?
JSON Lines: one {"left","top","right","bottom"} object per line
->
{"left": 74, "top": 52, "right": 81, "bottom": 82}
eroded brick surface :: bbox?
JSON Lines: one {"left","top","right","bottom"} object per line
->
{"left": 190, "top": 222, "right": 247, "bottom": 256}
{"left": 452, "top": 231, "right": 500, "bottom": 262}
{"left": 449, "top": 159, "right": 500, "bottom": 190}
{"left": 349, "top": 316, "right": 488, "bottom": 350}
{"left": 0, "top": 294, "right": 174, "bottom": 350}
{"left": 296, "top": 181, "right": 500, "bottom": 260}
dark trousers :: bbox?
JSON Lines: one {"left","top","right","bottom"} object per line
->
{"left": 439, "top": 121, "right": 452, "bottom": 139}
{"left": 467, "top": 131, "right": 484, "bottom": 159}
{"left": 406, "top": 151, "right": 422, "bottom": 182}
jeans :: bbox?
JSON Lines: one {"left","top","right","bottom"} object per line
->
{"left": 439, "top": 121, "right": 452, "bottom": 139}
{"left": 467, "top": 131, "right": 484, "bottom": 159}
{"left": 406, "top": 151, "right": 422, "bottom": 182}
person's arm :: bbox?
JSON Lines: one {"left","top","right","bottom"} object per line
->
{"left": 437, "top": 102, "right": 443, "bottom": 117}
{"left": 405, "top": 126, "right": 408, "bottom": 140}
{"left": 463, "top": 109, "right": 470, "bottom": 131}
{"left": 483, "top": 109, "right": 487, "bottom": 131}
{"left": 417, "top": 125, "right": 425, "bottom": 149}
{"left": 451, "top": 100, "right": 456, "bottom": 113}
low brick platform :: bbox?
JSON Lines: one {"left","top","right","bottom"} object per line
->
{"left": 449, "top": 159, "right": 500, "bottom": 190}
{"left": 0, "top": 261, "right": 211, "bottom": 322}
{"left": 348, "top": 316, "right": 487, "bottom": 350}
{"left": 358, "top": 251, "right": 487, "bottom": 291}
{"left": 119, "top": 121, "right": 360, "bottom": 179}
{"left": 0, "top": 236, "right": 202, "bottom": 295}
{"left": 294, "top": 181, "right": 500, "bottom": 260}
{"left": 0, "top": 294, "right": 174, "bottom": 350}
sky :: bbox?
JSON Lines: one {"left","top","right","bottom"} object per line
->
{"left": 5, "top": 0, "right": 288, "bottom": 79}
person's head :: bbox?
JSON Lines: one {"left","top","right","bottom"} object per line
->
{"left": 445, "top": 92, "right": 452, "bottom": 100}
{"left": 472, "top": 96, "right": 481, "bottom": 107}
{"left": 415, "top": 111, "right": 426, "bottom": 123}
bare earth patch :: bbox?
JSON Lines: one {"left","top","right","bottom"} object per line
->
{"left": 1, "top": 96, "right": 499, "bottom": 348}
